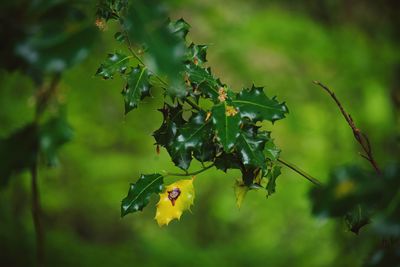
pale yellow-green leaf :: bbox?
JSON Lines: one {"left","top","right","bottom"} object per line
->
{"left": 234, "top": 180, "right": 249, "bottom": 209}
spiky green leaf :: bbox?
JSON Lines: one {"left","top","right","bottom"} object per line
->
{"left": 153, "top": 104, "right": 186, "bottom": 147}
{"left": 233, "top": 85, "right": 288, "bottom": 123}
{"left": 39, "top": 115, "right": 73, "bottom": 166}
{"left": 167, "top": 111, "right": 212, "bottom": 170}
{"left": 122, "top": 65, "right": 152, "bottom": 114}
{"left": 186, "top": 43, "right": 208, "bottom": 65}
{"left": 169, "top": 18, "right": 190, "bottom": 39}
{"left": 186, "top": 64, "right": 221, "bottom": 102}
{"left": 236, "top": 125, "right": 268, "bottom": 168}
{"left": 96, "top": 52, "right": 130, "bottom": 79}
{"left": 121, "top": 173, "right": 164, "bottom": 216}
{"left": 266, "top": 165, "right": 282, "bottom": 197}
{"left": 264, "top": 139, "right": 281, "bottom": 161}
{"left": 211, "top": 102, "right": 241, "bottom": 152}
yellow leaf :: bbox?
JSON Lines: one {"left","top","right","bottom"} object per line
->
{"left": 234, "top": 180, "right": 249, "bottom": 209}
{"left": 155, "top": 178, "right": 195, "bottom": 226}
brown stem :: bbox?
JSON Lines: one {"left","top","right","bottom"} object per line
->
{"left": 30, "top": 74, "right": 60, "bottom": 266}
{"left": 30, "top": 163, "right": 45, "bottom": 267}
{"left": 313, "top": 81, "right": 381, "bottom": 174}
{"left": 35, "top": 74, "right": 61, "bottom": 120}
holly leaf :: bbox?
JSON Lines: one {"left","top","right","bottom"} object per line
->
{"left": 186, "top": 43, "right": 208, "bottom": 65}
{"left": 168, "top": 111, "right": 212, "bottom": 170}
{"left": 235, "top": 125, "right": 268, "bottom": 168}
{"left": 264, "top": 139, "right": 281, "bottom": 161}
{"left": 123, "top": 4, "right": 187, "bottom": 97}
{"left": 122, "top": 65, "right": 152, "bottom": 114}
{"left": 233, "top": 85, "right": 288, "bottom": 123}
{"left": 214, "top": 152, "right": 242, "bottom": 172}
{"left": 153, "top": 104, "right": 186, "bottom": 147}
{"left": 155, "top": 178, "right": 195, "bottom": 226}
{"left": 344, "top": 205, "right": 371, "bottom": 234}
{"left": 121, "top": 173, "right": 164, "bottom": 217}
{"left": 211, "top": 102, "right": 241, "bottom": 152}
{"left": 186, "top": 64, "right": 221, "bottom": 102}
{"left": 39, "top": 115, "right": 73, "bottom": 166}
{"left": 96, "top": 52, "right": 130, "bottom": 79}
{"left": 266, "top": 165, "right": 282, "bottom": 197}
{"left": 169, "top": 18, "right": 190, "bottom": 40}
{"left": 193, "top": 140, "right": 217, "bottom": 163}
{"left": 240, "top": 166, "right": 261, "bottom": 186}
{"left": 96, "top": 0, "right": 127, "bottom": 21}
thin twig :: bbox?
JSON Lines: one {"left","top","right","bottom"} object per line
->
{"left": 30, "top": 163, "right": 44, "bottom": 267}
{"left": 35, "top": 74, "right": 61, "bottom": 120}
{"left": 32, "top": 80, "right": 55, "bottom": 267}
{"left": 313, "top": 81, "right": 381, "bottom": 174}
{"left": 278, "top": 158, "right": 322, "bottom": 186}
{"left": 166, "top": 164, "right": 215, "bottom": 177}
{"left": 30, "top": 74, "right": 61, "bottom": 266}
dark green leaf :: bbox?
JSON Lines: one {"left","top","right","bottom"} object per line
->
{"left": 266, "top": 165, "right": 282, "bottom": 197}
{"left": 122, "top": 3, "right": 186, "bottom": 97}
{"left": 211, "top": 102, "right": 241, "bottom": 152}
{"left": 169, "top": 18, "right": 190, "bottom": 39}
{"left": 235, "top": 125, "right": 268, "bottom": 168}
{"left": 264, "top": 139, "right": 280, "bottom": 161}
{"left": 214, "top": 152, "right": 242, "bottom": 172}
{"left": 344, "top": 205, "right": 371, "bottom": 234}
{"left": 122, "top": 65, "right": 152, "bottom": 114}
{"left": 186, "top": 43, "right": 208, "bottom": 65}
{"left": 186, "top": 64, "right": 222, "bottom": 102}
{"left": 96, "top": 0, "right": 127, "bottom": 21}
{"left": 167, "top": 111, "right": 212, "bottom": 170}
{"left": 240, "top": 166, "right": 261, "bottom": 186}
{"left": 153, "top": 104, "right": 186, "bottom": 147}
{"left": 121, "top": 173, "right": 164, "bottom": 216}
{"left": 39, "top": 115, "right": 73, "bottom": 166}
{"left": 193, "top": 140, "right": 217, "bottom": 163}
{"left": 96, "top": 52, "right": 130, "bottom": 79}
{"left": 114, "top": 32, "right": 126, "bottom": 42}
{"left": 233, "top": 85, "right": 288, "bottom": 123}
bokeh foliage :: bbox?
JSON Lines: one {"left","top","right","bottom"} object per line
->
{"left": 0, "top": 0, "right": 399, "bottom": 266}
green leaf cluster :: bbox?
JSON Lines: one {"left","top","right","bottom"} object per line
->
{"left": 96, "top": 1, "right": 289, "bottom": 217}
{"left": 310, "top": 164, "right": 400, "bottom": 235}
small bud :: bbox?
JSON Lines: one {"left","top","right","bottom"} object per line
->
{"left": 183, "top": 73, "right": 191, "bottom": 87}
{"left": 225, "top": 105, "right": 238, "bottom": 116}
{"left": 205, "top": 111, "right": 212, "bottom": 122}
{"left": 95, "top": 18, "right": 107, "bottom": 31}
{"left": 218, "top": 87, "right": 227, "bottom": 102}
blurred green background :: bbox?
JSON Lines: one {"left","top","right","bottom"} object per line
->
{"left": 0, "top": 0, "right": 399, "bottom": 266}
